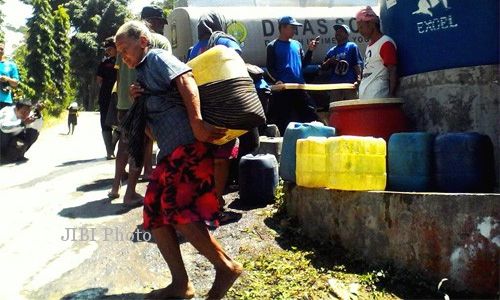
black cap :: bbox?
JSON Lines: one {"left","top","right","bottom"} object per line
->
{"left": 16, "top": 99, "right": 33, "bottom": 108}
{"left": 333, "top": 24, "right": 351, "bottom": 34}
{"left": 103, "top": 36, "right": 115, "bottom": 48}
{"left": 141, "top": 6, "right": 167, "bottom": 23}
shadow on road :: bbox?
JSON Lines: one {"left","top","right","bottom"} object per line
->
{"left": 58, "top": 198, "right": 138, "bottom": 218}
{"left": 130, "top": 224, "right": 156, "bottom": 244}
{"left": 61, "top": 287, "right": 145, "bottom": 300}
{"left": 76, "top": 178, "right": 113, "bottom": 192}
{"left": 228, "top": 196, "right": 269, "bottom": 210}
{"left": 57, "top": 158, "right": 102, "bottom": 167}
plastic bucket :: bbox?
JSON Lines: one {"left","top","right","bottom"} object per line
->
{"left": 329, "top": 98, "right": 407, "bottom": 141}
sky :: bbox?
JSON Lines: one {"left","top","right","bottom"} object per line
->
{"left": 1, "top": 0, "right": 31, "bottom": 56}
{"left": 0, "top": 0, "right": 152, "bottom": 56}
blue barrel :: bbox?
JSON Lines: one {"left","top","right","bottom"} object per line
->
{"left": 380, "top": 0, "right": 499, "bottom": 76}
{"left": 279, "top": 122, "right": 336, "bottom": 182}
{"left": 434, "top": 133, "right": 495, "bottom": 192}
{"left": 388, "top": 132, "right": 434, "bottom": 192}
{"left": 239, "top": 154, "right": 279, "bottom": 205}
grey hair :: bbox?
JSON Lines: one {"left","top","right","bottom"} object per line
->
{"left": 115, "top": 20, "right": 152, "bottom": 42}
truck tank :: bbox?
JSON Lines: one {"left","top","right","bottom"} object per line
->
{"left": 166, "top": 6, "right": 372, "bottom": 66}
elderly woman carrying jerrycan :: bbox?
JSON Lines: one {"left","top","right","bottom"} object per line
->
{"left": 114, "top": 20, "right": 242, "bottom": 299}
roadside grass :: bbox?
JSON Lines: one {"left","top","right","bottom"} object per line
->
{"left": 227, "top": 181, "right": 440, "bottom": 299}
{"left": 42, "top": 110, "right": 66, "bottom": 129}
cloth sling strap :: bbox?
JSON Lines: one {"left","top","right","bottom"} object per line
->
{"left": 120, "top": 96, "right": 147, "bottom": 169}
{"left": 197, "top": 77, "right": 266, "bottom": 129}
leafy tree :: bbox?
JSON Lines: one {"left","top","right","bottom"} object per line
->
{"left": 152, "top": 0, "right": 175, "bottom": 16}
{"left": 69, "top": 0, "right": 130, "bottom": 110}
{"left": 53, "top": 5, "right": 72, "bottom": 111}
{"left": 19, "top": 0, "right": 133, "bottom": 111}
{"left": 71, "top": 0, "right": 110, "bottom": 33}
{"left": 25, "top": 0, "right": 58, "bottom": 106}
{"left": 12, "top": 44, "right": 36, "bottom": 100}
{"left": 97, "top": 0, "right": 130, "bottom": 43}
{"left": 70, "top": 32, "right": 98, "bottom": 110}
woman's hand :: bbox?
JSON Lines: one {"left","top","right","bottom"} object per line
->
{"left": 190, "top": 119, "right": 227, "bottom": 142}
{"left": 129, "top": 82, "right": 145, "bottom": 100}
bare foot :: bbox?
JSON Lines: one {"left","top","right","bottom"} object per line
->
{"left": 206, "top": 261, "right": 243, "bottom": 300}
{"left": 145, "top": 282, "right": 195, "bottom": 299}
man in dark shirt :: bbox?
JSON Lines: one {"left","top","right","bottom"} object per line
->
{"left": 96, "top": 37, "right": 118, "bottom": 159}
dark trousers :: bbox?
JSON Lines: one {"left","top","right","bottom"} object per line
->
{"left": 99, "top": 99, "right": 112, "bottom": 132}
{"left": 0, "top": 128, "right": 39, "bottom": 163}
{"left": 268, "top": 90, "right": 318, "bottom": 135}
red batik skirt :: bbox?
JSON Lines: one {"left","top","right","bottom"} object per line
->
{"left": 143, "top": 141, "right": 220, "bottom": 230}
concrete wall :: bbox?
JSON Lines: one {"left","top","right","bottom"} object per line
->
{"left": 398, "top": 64, "right": 500, "bottom": 190}
{"left": 285, "top": 183, "right": 500, "bottom": 295}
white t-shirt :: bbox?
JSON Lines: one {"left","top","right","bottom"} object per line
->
{"left": 0, "top": 106, "right": 43, "bottom": 134}
{"left": 359, "top": 35, "right": 397, "bottom": 99}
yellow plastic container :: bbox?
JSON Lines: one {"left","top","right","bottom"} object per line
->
{"left": 211, "top": 128, "right": 248, "bottom": 145}
{"left": 186, "top": 45, "right": 250, "bottom": 86}
{"left": 326, "top": 136, "right": 387, "bottom": 191}
{"left": 296, "top": 137, "right": 329, "bottom": 188}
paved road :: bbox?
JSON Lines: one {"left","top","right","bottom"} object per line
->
{"left": 1, "top": 112, "right": 282, "bottom": 300}
{"left": 0, "top": 112, "right": 168, "bottom": 299}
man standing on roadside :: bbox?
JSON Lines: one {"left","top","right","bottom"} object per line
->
{"left": 266, "top": 16, "right": 319, "bottom": 134}
{"left": 107, "top": 5, "right": 172, "bottom": 207}
{"left": 321, "top": 24, "right": 363, "bottom": 102}
{"left": 0, "top": 42, "right": 20, "bottom": 109}
{"left": 356, "top": 6, "right": 398, "bottom": 99}
{"left": 96, "top": 37, "right": 118, "bottom": 160}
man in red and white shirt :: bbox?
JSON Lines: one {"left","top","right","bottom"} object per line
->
{"left": 356, "top": 6, "right": 398, "bottom": 99}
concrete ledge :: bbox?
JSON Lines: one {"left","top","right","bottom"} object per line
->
{"left": 285, "top": 183, "right": 500, "bottom": 295}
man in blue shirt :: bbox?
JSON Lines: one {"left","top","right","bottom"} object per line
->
{"left": 188, "top": 13, "right": 258, "bottom": 224}
{"left": 266, "top": 16, "right": 319, "bottom": 134}
{"left": 321, "top": 24, "right": 363, "bottom": 102}
{"left": 0, "top": 42, "right": 20, "bottom": 109}
{"left": 188, "top": 12, "right": 241, "bottom": 60}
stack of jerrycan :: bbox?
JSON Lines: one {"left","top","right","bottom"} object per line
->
{"left": 434, "top": 132, "right": 495, "bottom": 193}
{"left": 388, "top": 132, "right": 435, "bottom": 192}
{"left": 239, "top": 154, "right": 279, "bottom": 205}
{"left": 279, "top": 122, "right": 336, "bottom": 182}
{"left": 295, "top": 136, "right": 387, "bottom": 190}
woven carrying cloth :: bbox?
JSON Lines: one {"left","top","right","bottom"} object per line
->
{"left": 120, "top": 96, "right": 147, "bottom": 168}
{"left": 198, "top": 77, "right": 265, "bottom": 129}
